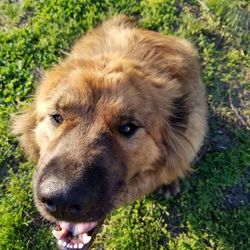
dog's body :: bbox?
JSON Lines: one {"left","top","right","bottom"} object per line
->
{"left": 12, "top": 16, "right": 207, "bottom": 249}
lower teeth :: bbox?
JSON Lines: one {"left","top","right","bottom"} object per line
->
{"left": 58, "top": 234, "right": 90, "bottom": 249}
{"left": 53, "top": 222, "right": 95, "bottom": 249}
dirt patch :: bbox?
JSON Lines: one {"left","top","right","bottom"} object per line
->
{"left": 205, "top": 112, "right": 237, "bottom": 153}
{"left": 223, "top": 168, "right": 250, "bottom": 209}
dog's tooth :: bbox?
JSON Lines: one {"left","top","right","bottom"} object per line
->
{"left": 52, "top": 228, "right": 67, "bottom": 240}
{"left": 58, "top": 240, "right": 63, "bottom": 246}
{"left": 81, "top": 233, "right": 91, "bottom": 244}
{"left": 78, "top": 243, "right": 84, "bottom": 249}
{"left": 73, "top": 244, "right": 78, "bottom": 249}
{"left": 62, "top": 241, "right": 67, "bottom": 247}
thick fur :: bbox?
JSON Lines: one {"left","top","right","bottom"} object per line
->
{"left": 12, "top": 16, "right": 207, "bottom": 222}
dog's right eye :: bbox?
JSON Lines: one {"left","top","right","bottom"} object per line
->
{"left": 50, "top": 114, "right": 63, "bottom": 126}
{"left": 118, "top": 123, "right": 138, "bottom": 137}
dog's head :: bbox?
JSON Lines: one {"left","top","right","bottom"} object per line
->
{"left": 12, "top": 56, "right": 185, "bottom": 249}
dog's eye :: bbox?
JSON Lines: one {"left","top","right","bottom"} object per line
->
{"left": 50, "top": 114, "right": 63, "bottom": 125}
{"left": 118, "top": 123, "right": 138, "bottom": 137}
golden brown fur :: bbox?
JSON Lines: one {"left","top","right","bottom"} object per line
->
{"left": 12, "top": 15, "right": 207, "bottom": 225}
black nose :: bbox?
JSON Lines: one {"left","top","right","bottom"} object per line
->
{"left": 44, "top": 199, "right": 57, "bottom": 213}
{"left": 39, "top": 177, "right": 84, "bottom": 220}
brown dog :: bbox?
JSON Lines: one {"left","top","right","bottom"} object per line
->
{"left": 12, "top": 16, "right": 207, "bottom": 249}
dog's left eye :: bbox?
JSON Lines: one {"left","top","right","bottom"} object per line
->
{"left": 50, "top": 114, "right": 63, "bottom": 125}
{"left": 118, "top": 123, "right": 138, "bottom": 137}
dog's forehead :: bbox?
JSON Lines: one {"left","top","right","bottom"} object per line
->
{"left": 36, "top": 60, "right": 158, "bottom": 129}
{"left": 57, "top": 72, "right": 135, "bottom": 114}
{"left": 38, "top": 66, "right": 142, "bottom": 117}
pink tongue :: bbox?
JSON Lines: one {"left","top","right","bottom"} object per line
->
{"left": 59, "top": 221, "right": 97, "bottom": 236}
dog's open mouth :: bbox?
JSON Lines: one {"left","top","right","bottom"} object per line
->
{"left": 52, "top": 221, "right": 99, "bottom": 249}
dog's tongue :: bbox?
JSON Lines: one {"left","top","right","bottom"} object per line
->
{"left": 58, "top": 221, "right": 97, "bottom": 236}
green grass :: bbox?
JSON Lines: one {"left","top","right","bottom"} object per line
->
{"left": 0, "top": 0, "right": 249, "bottom": 249}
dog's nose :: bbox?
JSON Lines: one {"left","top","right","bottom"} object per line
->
{"left": 39, "top": 177, "right": 84, "bottom": 219}
{"left": 44, "top": 199, "right": 57, "bottom": 213}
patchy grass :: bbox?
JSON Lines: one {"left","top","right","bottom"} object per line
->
{"left": 0, "top": 0, "right": 249, "bottom": 249}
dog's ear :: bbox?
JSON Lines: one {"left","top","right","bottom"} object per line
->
{"left": 11, "top": 105, "right": 40, "bottom": 162}
{"left": 159, "top": 92, "right": 193, "bottom": 178}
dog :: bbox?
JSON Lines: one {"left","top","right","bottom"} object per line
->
{"left": 12, "top": 15, "right": 207, "bottom": 250}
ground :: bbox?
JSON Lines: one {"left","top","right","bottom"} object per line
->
{"left": 0, "top": 0, "right": 249, "bottom": 249}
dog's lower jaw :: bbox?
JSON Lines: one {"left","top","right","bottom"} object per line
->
{"left": 53, "top": 220, "right": 104, "bottom": 250}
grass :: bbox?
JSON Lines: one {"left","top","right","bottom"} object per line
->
{"left": 0, "top": 0, "right": 249, "bottom": 249}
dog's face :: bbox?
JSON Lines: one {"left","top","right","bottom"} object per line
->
{"left": 34, "top": 58, "right": 162, "bottom": 219}
{"left": 14, "top": 57, "right": 175, "bottom": 249}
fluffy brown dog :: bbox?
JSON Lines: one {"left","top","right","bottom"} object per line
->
{"left": 12, "top": 16, "right": 207, "bottom": 250}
